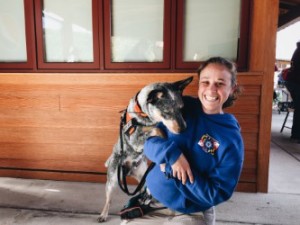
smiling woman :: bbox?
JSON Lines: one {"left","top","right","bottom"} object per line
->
{"left": 131, "top": 57, "right": 244, "bottom": 225}
{"left": 198, "top": 63, "right": 234, "bottom": 114}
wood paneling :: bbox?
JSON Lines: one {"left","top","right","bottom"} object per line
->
{"left": 0, "top": 72, "right": 260, "bottom": 192}
{"left": 249, "top": 0, "right": 279, "bottom": 192}
{"left": 0, "top": 74, "right": 196, "bottom": 175}
{"left": 0, "top": 169, "right": 105, "bottom": 183}
{"left": 236, "top": 182, "right": 257, "bottom": 192}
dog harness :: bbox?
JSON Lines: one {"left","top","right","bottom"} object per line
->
{"left": 118, "top": 93, "right": 155, "bottom": 196}
{"left": 123, "top": 93, "right": 148, "bottom": 136}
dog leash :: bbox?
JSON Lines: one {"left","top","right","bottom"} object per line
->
{"left": 117, "top": 161, "right": 155, "bottom": 196}
{"left": 117, "top": 109, "right": 155, "bottom": 196}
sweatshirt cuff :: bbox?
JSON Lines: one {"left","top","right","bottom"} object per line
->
{"left": 165, "top": 142, "right": 182, "bottom": 165}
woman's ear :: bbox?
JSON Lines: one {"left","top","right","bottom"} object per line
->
{"left": 230, "top": 84, "right": 237, "bottom": 95}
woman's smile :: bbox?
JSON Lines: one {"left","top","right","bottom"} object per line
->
{"left": 198, "top": 64, "right": 234, "bottom": 114}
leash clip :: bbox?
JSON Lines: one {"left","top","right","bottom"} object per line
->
{"left": 123, "top": 118, "right": 138, "bottom": 136}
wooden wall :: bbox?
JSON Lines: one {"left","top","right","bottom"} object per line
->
{"left": 0, "top": 72, "right": 265, "bottom": 193}
{"left": 0, "top": 0, "right": 279, "bottom": 193}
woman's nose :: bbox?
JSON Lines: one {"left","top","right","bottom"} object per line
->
{"left": 208, "top": 83, "right": 217, "bottom": 91}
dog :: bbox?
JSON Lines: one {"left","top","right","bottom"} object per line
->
{"left": 97, "top": 76, "right": 193, "bottom": 222}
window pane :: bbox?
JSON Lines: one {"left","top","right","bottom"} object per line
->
{"left": 0, "top": 0, "right": 27, "bottom": 62}
{"left": 42, "top": 0, "right": 93, "bottom": 62}
{"left": 183, "top": 0, "right": 241, "bottom": 61}
{"left": 111, "top": 0, "right": 164, "bottom": 62}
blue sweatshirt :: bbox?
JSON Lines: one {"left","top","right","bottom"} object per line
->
{"left": 144, "top": 96, "right": 244, "bottom": 213}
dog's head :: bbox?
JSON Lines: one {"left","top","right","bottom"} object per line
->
{"left": 138, "top": 76, "right": 193, "bottom": 134}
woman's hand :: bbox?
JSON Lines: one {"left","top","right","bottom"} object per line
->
{"left": 171, "top": 154, "right": 194, "bottom": 185}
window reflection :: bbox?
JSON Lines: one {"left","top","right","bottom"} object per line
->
{"left": 183, "top": 0, "right": 241, "bottom": 62}
{"left": 42, "top": 0, "right": 93, "bottom": 63}
{"left": 111, "top": 0, "right": 164, "bottom": 62}
{"left": 0, "top": 0, "right": 27, "bottom": 62}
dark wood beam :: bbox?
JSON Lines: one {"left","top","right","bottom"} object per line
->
{"left": 278, "top": 5, "right": 300, "bottom": 28}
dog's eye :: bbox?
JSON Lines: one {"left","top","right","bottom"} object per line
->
{"left": 147, "top": 90, "right": 165, "bottom": 104}
{"left": 156, "top": 91, "right": 164, "bottom": 99}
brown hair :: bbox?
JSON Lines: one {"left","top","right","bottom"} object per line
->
{"left": 196, "top": 57, "right": 242, "bottom": 108}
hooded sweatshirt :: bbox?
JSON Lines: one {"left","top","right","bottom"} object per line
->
{"left": 144, "top": 96, "right": 244, "bottom": 213}
{"left": 288, "top": 42, "right": 300, "bottom": 85}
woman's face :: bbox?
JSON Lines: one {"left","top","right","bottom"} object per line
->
{"left": 198, "top": 63, "right": 234, "bottom": 114}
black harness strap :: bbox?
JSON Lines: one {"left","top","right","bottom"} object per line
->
{"left": 117, "top": 162, "right": 155, "bottom": 196}
{"left": 117, "top": 109, "right": 155, "bottom": 196}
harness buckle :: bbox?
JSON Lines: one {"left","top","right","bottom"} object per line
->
{"left": 123, "top": 118, "right": 138, "bottom": 136}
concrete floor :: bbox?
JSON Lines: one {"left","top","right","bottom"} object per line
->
{"left": 0, "top": 110, "right": 299, "bottom": 225}
{"left": 269, "top": 110, "right": 300, "bottom": 194}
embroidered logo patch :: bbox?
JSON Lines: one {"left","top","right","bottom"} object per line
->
{"left": 198, "top": 134, "right": 220, "bottom": 155}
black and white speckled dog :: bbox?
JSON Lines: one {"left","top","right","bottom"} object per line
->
{"left": 97, "top": 77, "right": 193, "bottom": 222}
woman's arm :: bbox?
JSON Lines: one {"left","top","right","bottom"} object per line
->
{"left": 174, "top": 143, "right": 244, "bottom": 209}
{"left": 145, "top": 131, "right": 194, "bottom": 185}
{"left": 144, "top": 136, "right": 182, "bottom": 166}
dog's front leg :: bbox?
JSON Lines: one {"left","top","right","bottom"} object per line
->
{"left": 98, "top": 178, "right": 116, "bottom": 222}
{"left": 98, "top": 147, "right": 120, "bottom": 222}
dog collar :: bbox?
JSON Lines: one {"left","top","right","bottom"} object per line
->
{"left": 124, "top": 94, "right": 148, "bottom": 136}
{"left": 133, "top": 92, "right": 148, "bottom": 118}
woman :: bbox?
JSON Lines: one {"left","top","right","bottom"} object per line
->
{"left": 121, "top": 57, "right": 244, "bottom": 225}
{"left": 285, "top": 41, "right": 300, "bottom": 143}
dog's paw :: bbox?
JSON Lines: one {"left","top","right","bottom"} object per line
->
{"left": 97, "top": 215, "right": 107, "bottom": 223}
{"left": 149, "top": 127, "right": 166, "bottom": 138}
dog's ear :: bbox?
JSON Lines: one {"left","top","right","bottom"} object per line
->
{"left": 172, "top": 76, "right": 193, "bottom": 91}
{"left": 147, "top": 90, "right": 164, "bottom": 104}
